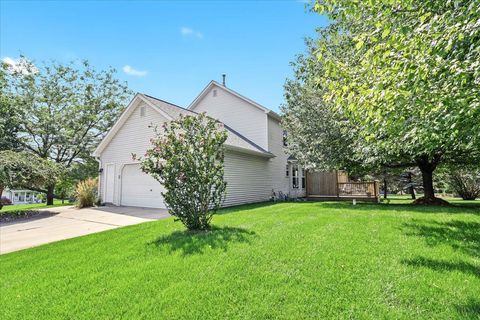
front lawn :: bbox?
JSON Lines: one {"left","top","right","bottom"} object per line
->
{"left": 1, "top": 202, "right": 479, "bottom": 319}
{"left": 383, "top": 194, "right": 480, "bottom": 207}
{"left": 0, "top": 200, "right": 72, "bottom": 212}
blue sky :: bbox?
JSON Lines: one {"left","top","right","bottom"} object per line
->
{"left": 1, "top": 0, "right": 327, "bottom": 112}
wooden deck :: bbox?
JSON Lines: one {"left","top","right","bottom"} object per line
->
{"left": 307, "top": 195, "right": 379, "bottom": 202}
{"left": 306, "top": 171, "right": 379, "bottom": 203}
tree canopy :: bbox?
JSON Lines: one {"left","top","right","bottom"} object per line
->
{"left": 283, "top": 0, "right": 480, "bottom": 204}
{"left": 0, "top": 64, "right": 22, "bottom": 151}
{"left": 1, "top": 58, "right": 132, "bottom": 204}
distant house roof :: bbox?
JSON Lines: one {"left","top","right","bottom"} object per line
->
{"left": 93, "top": 93, "right": 274, "bottom": 158}
{"left": 188, "top": 81, "right": 282, "bottom": 121}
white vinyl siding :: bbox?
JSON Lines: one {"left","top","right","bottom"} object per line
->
{"left": 99, "top": 100, "right": 169, "bottom": 205}
{"left": 267, "top": 117, "right": 290, "bottom": 194}
{"left": 191, "top": 86, "right": 269, "bottom": 150}
{"left": 223, "top": 151, "right": 271, "bottom": 207}
{"left": 97, "top": 91, "right": 294, "bottom": 208}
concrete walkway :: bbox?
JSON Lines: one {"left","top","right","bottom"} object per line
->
{"left": 0, "top": 206, "right": 170, "bottom": 254}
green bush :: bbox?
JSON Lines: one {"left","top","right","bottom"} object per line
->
{"left": 36, "top": 193, "right": 46, "bottom": 203}
{"left": 75, "top": 178, "right": 98, "bottom": 208}
{"left": 449, "top": 170, "right": 480, "bottom": 200}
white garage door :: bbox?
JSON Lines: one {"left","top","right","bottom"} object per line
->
{"left": 121, "top": 164, "right": 166, "bottom": 208}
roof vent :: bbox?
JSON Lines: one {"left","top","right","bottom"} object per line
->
{"left": 222, "top": 74, "right": 226, "bottom": 87}
{"left": 213, "top": 89, "right": 217, "bottom": 97}
{"left": 140, "top": 106, "right": 146, "bottom": 117}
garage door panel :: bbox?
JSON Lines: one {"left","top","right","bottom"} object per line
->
{"left": 121, "top": 164, "right": 166, "bottom": 208}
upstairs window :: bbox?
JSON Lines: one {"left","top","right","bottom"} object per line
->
{"left": 292, "top": 165, "right": 299, "bottom": 189}
{"left": 286, "top": 165, "right": 289, "bottom": 177}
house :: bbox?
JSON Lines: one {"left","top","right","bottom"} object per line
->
{"left": 2, "top": 189, "right": 41, "bottom": 205}
{"left": 92, "top": 81, "right": 307, "bottom": 209}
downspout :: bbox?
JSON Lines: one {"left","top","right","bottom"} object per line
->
{"left": 95, "top": 156, "right": 102, "bottom": 203}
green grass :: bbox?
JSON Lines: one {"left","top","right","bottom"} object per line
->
{"left": 1, "top": 202, "right": 479, "bottom": 319}
{"left": 0, "top": 199, "right": 72, "bottom": 213}
{"left": 381, "top": 195, "right": 480, "bottom": 207}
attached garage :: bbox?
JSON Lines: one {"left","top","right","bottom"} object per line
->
{"left": 120, "top": 164, "right": 166, "bottom": 208}
{"left": 94, "top": 93, "right": 279, "bottom": 209}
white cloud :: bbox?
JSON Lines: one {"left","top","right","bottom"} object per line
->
{"left": 1, "top": 56, "right": 38, "bottom": 75}
{"left": 180, "top": 26, "right": 203, "bottom": 39}
{"left": 180, "top": 27, "right": 193, "bottom": 35}
{"left": 122, "top": 65, "right": 148, "bottom": 77}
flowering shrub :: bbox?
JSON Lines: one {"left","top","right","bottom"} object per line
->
{"left": 138, "top": 113, "right": 228, "bottom": 230}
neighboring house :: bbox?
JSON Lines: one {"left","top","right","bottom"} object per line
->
{"left": 2, "top": 189, "right": 41, "bottom": 205}
{"left": 93, "top": 80, "right": 306, "bottom": 209}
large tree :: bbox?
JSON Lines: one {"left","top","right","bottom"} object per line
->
{"left": 284, "top": 0, "right": 480, "bottom": 204}
{"left": 281, "top": 48, "right": 368, "bottom": 176}
{"left": 2, "top": 58, "right": 131, "bottom": 204}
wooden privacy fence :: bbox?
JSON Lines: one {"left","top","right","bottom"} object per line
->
{"left": 306, "top": 170, "right": 379, "bottom": 201}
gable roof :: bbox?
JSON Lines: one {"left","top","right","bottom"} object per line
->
{"left": 188, "top": 81, "right": 282, "bottom": 121}
{"left": 93, "top": 93, "right": 274, "bottom": 158}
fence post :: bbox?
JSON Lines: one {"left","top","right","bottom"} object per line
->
{"left": 374, "top": 180, "right": 379, "bottom": 202}
{"left": 306, "top": 170, "right": 309, "bottom": 197}
{"left": 335, "top": 170, "right": 340, "bottom": 198}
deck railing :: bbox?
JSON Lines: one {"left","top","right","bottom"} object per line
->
{"left": 337, "top": 181, "right": 378, "bottom": 198}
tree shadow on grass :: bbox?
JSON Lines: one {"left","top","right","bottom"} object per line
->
{"left": 402, "top": 257, "right": 480, "bottom": 278}
{"left": 149, "top": 226, "right": 256, "bottom": 255}
{"left": 403, "top": 220, "right": 480, "bottom": 258}
{"left": 402, "top": 220, "right": 480, "bottom": 317}
{"left": 455, "top": 298, "right": 480, "bottom": 318}
{"left": 215, "top": 202, "right": 278, "bottom": 215}
{"left": 315, "top": 202, "right": 480, "bottom": 215}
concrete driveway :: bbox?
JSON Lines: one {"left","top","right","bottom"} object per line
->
{"left": 0, "top": 206, "right": 170, "bottom": 255}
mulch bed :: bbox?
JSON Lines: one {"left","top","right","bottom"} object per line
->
{"left": 0, "top": 210, "right": 58, "bottom": 224}
{"left": 413, "top": 197, "right": 451, "bottom": 206}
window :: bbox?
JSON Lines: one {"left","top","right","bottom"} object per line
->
{"left": 292, "top": 165, "right": 299, "bottom": 189}
{"left": 301, "top": 168, "right": 306, "bottom": 189}
{"left": 16, "top": 193, "right": 25, "bottom": 202}
{"left": 286, "top": 165, "right": 289, "bottom": 177}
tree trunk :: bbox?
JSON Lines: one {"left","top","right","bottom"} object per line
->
{"left": 420, "top": 167, "right": 435, "bottom": 200}
{"left": 407, "top": 172, "right": 416, "bottom": 200}
{"left": 46, "top": 184, "right": 55, "bottom": 205}
{"left": 0, "top": 185, "right": 3, "bottom": 210}
{"left": 415, "top": 155, "right": 448, "bottom": 205}
{"left": 409, "top": 186, "right": 416, "bottom": 199}
{"left": 383, "top": 177, "right": 388, "bottom": 199}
